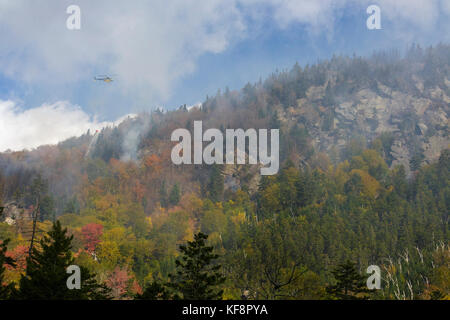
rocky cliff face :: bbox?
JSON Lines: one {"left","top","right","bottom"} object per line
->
{"left": 0, "top": 201, "right": 33, "bottom": 225}
{"left": 279, "top": 79, "right": 449, "bottom": 176}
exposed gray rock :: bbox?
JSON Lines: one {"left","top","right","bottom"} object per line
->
{"left": 283, "top": 81, "right": 449, "bottom": 172}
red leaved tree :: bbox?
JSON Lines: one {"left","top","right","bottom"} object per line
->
{"left": 105, "top": 266, "right": 131, "bottom": 299}
{"left": 81, "top": 223, "right": 103, "bottom": 253}
{"left": 6, "top": 245, "right": 28, "bottom": 271}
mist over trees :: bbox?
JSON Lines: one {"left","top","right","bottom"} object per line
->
{"left": 0, "top": 44, "right": 449, "bottom": 300}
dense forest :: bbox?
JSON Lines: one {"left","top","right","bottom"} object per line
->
{"left": 0, "top": 44, "right": 449, "bottom": 300}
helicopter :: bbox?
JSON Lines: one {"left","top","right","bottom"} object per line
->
{"left": 94, "top": 75, "right": 114, "bottom": 83}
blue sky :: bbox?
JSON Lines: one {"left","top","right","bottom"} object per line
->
{"left": 0, "top": 0, "right": 449, "bottom": 151}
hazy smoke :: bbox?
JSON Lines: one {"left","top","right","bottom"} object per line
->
{"left": 84, "top": 131, "right": 100, "bottom": 160}
{"left": 120, "top": 116, "right": 151, "bottom": 162}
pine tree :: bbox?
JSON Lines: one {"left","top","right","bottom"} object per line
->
{"left": 326, "top": 260, "right": 370, "bottom": 300}
{"left": 169, "top": 183, "right": 181, "bottom": 206}
{"left": 39, "top": 195, "right": 55, "bottom": 222}
{"left": 168, "top": 232, "right": 226, "bottom": 300}
{"left": 16, "top": 221, "right": 110, "bottom": 300}
{"left": 208, "top": 165, "right": 224, "bottom": 203}
{"left": 323, "top": 82, "right": 335, "bottom": 107}
{"left": 410, "top": 152, "right": 425, "bottom": 171}
{"left": 0, "top": 239, "right": 16, "bottom": 300}
{"left": 159, "top": 180, "right": 168, "bottom": 208}
{"left": 63, "top": 196, "right": 80, "bottom": 214}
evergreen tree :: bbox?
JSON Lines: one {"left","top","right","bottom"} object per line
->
{"left": 28, "top": 174, "right": 48, "bottom": 204}
{"left": 169, "top": 183, "right": 181, "bottom": 206}
{"left": 159, "top": 180, "right": 168, "bottom": 208}
{"left": 410, "top": 152, "right": 425, "bottom": 171}
{"left": 323, "top": 82, "right": 335, "bottom": 107}
{"left": 168, "top": 232, "right": 225, "bottom": 300}
{"left": 0, "top": 239, "right": 16, "bottom": 300}
{"left": 270, "top": 111, "right": 281, "bottom": 129}
{"left": 208, "top": 165, "right": 224, "bottom": 203}
{"left": 63, "top": 196, "right": 80, "bottom": 214}
{"left": 17, "top": 221, "right": 110, "bottom": 300}
{"left": 39, "top": 195, "right": 55, "bottom": 222}
{"left": 326, "top": 260, "right": 370, "bottom": 300}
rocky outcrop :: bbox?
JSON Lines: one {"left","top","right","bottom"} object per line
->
{"left": 0, "top": 201, "right": 33, "bottom": 225}
{"left": 285, "top": 80, "right": 449, "bottom": 175}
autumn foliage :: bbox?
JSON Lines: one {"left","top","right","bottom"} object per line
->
{"left": 81, "top": 223, "right": 103, "bottom": 253}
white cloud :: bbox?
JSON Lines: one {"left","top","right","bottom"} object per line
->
{"left": 0, "top": 0, "right": 247, "bottom": 104}
{"left": 0, "top": 1, "right": 449, "bottom": 152}
{"left": 375, "top": 0, "right": 440, "bottom": 29}
{"left": 0, "top": 0, "right": 447, "bottom": 107}
{"left": 0, "top": 100, "right": 115, "bottom": 151}
{"left": 239, "top": 0, "right": 449, "bottom": 34}
{"left": 242, "top": 0, "right": 341, "bottom": 31}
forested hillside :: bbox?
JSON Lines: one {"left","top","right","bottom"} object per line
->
{"left": 0, "top": 44, "right": 449, "bottom": 300}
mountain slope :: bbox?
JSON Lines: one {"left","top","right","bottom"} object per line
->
{"left": 0, "top": 43, "right": 449, "bottom": 213}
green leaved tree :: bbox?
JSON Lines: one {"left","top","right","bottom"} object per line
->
{"left": 207, "top": 165, "right": 224, "bottom": 203}
{"left": 16, "top": 220, "right": 110, "bottom": 300}
{"left": 169, "top": 232, "right": 226, "bottom": 300}
{"left": 326, "top": 260, "right": 370, "bottom": 300}
{"left": 169, "top": 183, "right": 181, "bottom": 206}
